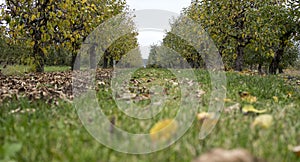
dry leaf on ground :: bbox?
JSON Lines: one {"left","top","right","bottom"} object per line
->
{"left": 242, "top": 105, "right": 267, "bottom": 114}
{"left": 292, "top": 145, "right": 300, "bottom": 157}
{"left": 251, "top": 114, "right": 273, "bottom": 129}
{"left": 193, "top": 148, "right": 264, "bottom": 162}
{"left": 149, "top": 119, "right": 178, "bottom": 142}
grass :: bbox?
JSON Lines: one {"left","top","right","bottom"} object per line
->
{"left": 0, "top": 65, "right": 70, "bottom": 75}
{"left": 1, "top": 68, "right": 300, "bottom": 162}
{"left": 44, "top": 66, "right": 71, "bottom": 72}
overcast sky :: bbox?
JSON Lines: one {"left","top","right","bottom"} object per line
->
{"left": 0, "top": 0, "right": 192, "bottom": 59}
{"left": 127, "top": 0, "right": 191, "bottom": 58}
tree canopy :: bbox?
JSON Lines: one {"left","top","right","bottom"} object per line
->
{"left": 149, "top": 0, "right": 300, "bottom": 73}
{"left": 0, "top": 0, "right": 141, "bottom": 72}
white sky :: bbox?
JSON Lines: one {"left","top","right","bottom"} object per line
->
{"left": 0, "top": 0, "right": 192, "bottom": 59}
{"left": 127, "top": 0, "right": 192, "bottom": 58}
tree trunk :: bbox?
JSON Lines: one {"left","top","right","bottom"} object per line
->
{"left": 269, "top": 32, "right": 291, "bottom": 74}
{"left": 109, "top": 57, "right": 114, "bottom": 68}
{"left": 103, "top": 57, "right": 108, "bottom": 69}
{"left": 103, "top": 50, "right": 110, "bottom": 68}
{"left": 269, "top": 59, "right": 277, "bottom": 75}
{"left": 234, "top": 46, "right": 244, "bottom": 71}
{"left": 35, "top": 57, "right": 44, "bottom": 72}
{"left": 279, "top": 66, "right": 283, "bottom": 73}
{"left": 33, "top": 44, "right": 45, "bottom": 72}
{"left": 269, "top": 48, "right": 283, "bottom": 74}
{"left": 180, "top": 59, "right": 185, "bottom": 69}
{"left": 90, "top": 45, "right": 97, "bottom": 69}
{"left": 72, "top": 53, "right": 81, "bottom": 70}
{"left": 258, "top": 64, "right": 262, "bottom": 74}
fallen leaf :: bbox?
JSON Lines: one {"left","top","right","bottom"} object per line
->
{"left": 242, "top": 95, "right": 257, "bottom": 103}
{"left": 193, "top": 148, "right": 262, "bottom": 162}
{"left": 239, "top": 91, "right": 250, "bottom": 98}
{"left": 292, "top": 145, "right": 300, "bottom": 157}
{"left": 197, "top": 112, "right": 214, "bottom": 121}
{"left": 242, "top": 105, "right": 267, "bottom": 114}
{"left": 224, "top": 103, "right": 240, "bottom": 113}
{"left": 239, "top": 91, "right": 257, "bottom": 103}
{"left": 150, "top": 119, "right": 178, "bottom": 142}
{"left": 9, "top": 108, "right": 21, "bottom": 114}
{"left": 97, "top": 81, "right": 105, "bottom": 85}
{"left": 272, "top": 96, "right": 278, "bottom": 103}
{"left": 196, "top": 90, "right": 206, "bottom": 98}
{"left": 223, "top": 98, "right": 233, "bottom": 103}
{"left": 251, "top": 114, "right": 273, "bottom": 129}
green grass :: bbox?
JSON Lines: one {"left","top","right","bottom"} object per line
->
{"left": 0, "top": 65, "right": 30, "bottom": 75}
{"left": 44, "top": 66, "right": 70, "bottom": 72}
{"left": 1, "top": 68, "right": 300, "bottom": 162}
{"left": 0, "top": 65, "right": 70, "bottom": 75}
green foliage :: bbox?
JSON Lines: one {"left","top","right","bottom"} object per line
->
{"left": 148, "top": 43, "right": 191, "bottom": 68}
{"left": 116, "top": 48, "right": 144, "bottom": 68}
{"left": 0, "top": 0, "right": 128, "bottom": 72}
{"left": 178, "top": 0, "right": 300, "bottom": 72}
{"left": 162, "top": 31, "right": 204, "bottom": 68}
{"left": 0, "top": 35, "right": 31, "bottom": 66}
{"left": 185, "top": 0, "right": 257, "bottom": 70}
{"left": 100, "top": 32, "right": 140, "bottom": 68}
{"left": 281, "top": 42, "right": 300, "bottom": 68}
{"left": 75, "top": 12, "right": 140, "bottom": 69}
{"left": 147, "top": 44, "right": 162, "bottom": 68}
{"left": 45, "top": 47, "right": 71, "bottom": 66}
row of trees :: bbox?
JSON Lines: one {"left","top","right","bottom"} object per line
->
{"left": 148, "top": 0, "right": 300, "bottom": 74}
{"left": 0, "top": 0, "right": 142, "bottom": 72}
{"left": 1, "top": 0, "right": 299, "bottom": 73}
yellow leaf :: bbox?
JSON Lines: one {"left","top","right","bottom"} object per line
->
{"left": 251, "top": 114, "right": 273, "bottom": 129}
{"left": 57, "top": 10, "right": 63, "bottom": 17}
{"left": 224, "top": 98, "right": 233, "bottom": 103}
{"left": 257, "top": 17, "right": 261, "bottom": 22}
{"left": 30, "top": 41, "right": 35, "bottom": 47}
{"left": 242, "top": 105, "right": 267, "bottom": 114}
{"left": 243, "top": 96, "right": 257, "bottom": 103}
{"left": 150, "top": 119, "right": 178, "bottom": 142}
{"left": 31, "top": 15, "right": 36, "bottom": 21}
{"left": 197, "top": 112, "right": 213, "bottom": 121}
{"left": 239, "top": 91, "right": 257, "bottom": 103}
{"left": 273, "top": 96, "right": 278, "bottom": 103}
{"left": 270, "top": 50, "right": 275, "bottom": 57}
{"left": 40, "top": 47, "right": 48, "bottom": 55}
{"left": 70, "top": 37, "right": 75, "bottom": 42}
